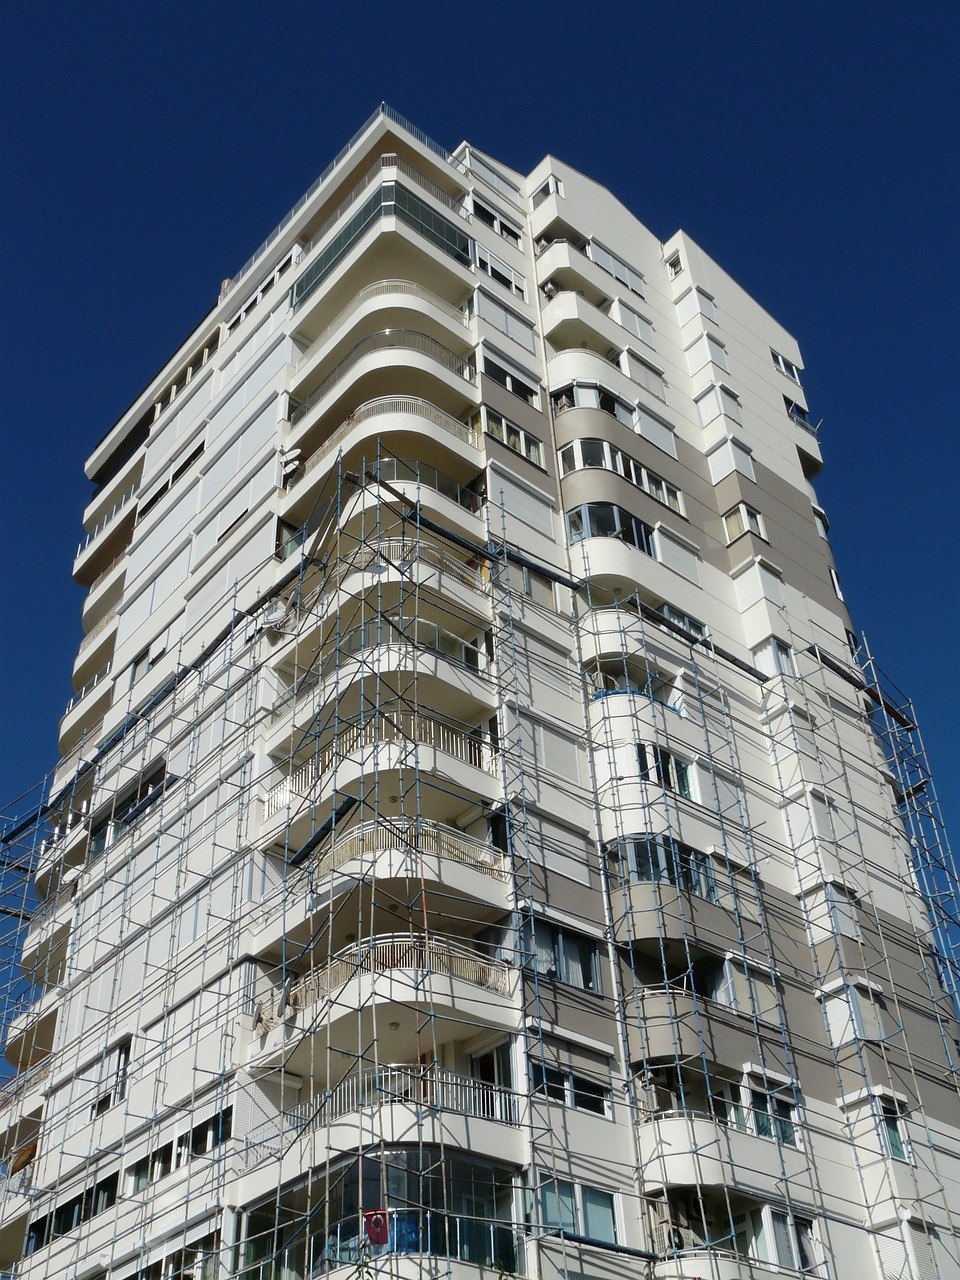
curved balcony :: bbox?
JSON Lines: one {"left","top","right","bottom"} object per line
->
{"left": 277, "top": 934, "right": 511, "bottom": 1014}
{"left": 250, "top": 937, "right": 516, "bottom": 1071}
{"left": 298, "top": 815, "right": 506, "bottom": 883}
{"left": 653, "top": 1251, "right": 815, "bottom": 1280}
{"left": 245, "top": 1063, "right": 518, "bottom": 1173}
{"left": 311, "top": 1209, "right": 521, "bottom": 1275}
{"left": 294, "top": 278, "right": 469, "bottom": 377}
{"left": 4, "top": 986, "right": 58, "bottom": 1071}
{"left": 58, "top": 669, "right": 113, "bottom": 755}
{"left": 291, "top": 327, "right": 476, "bottom": 427}
{"left": 264, "top": 710, "right": 496, "bottom": 823}
{"left": 638, "top": 1110, "right": 806, "bottom": 1196}
{"left": 628, "top": 987, "right": 786, "bottom": 1075}
{"left": 73, "top": 484, "right": 138, "bottom": 583}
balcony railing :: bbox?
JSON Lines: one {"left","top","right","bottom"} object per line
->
{"left": 63, "top": 663, "right": 112, "bottom": 716}
{"left": 258, "top": 933, "right": 511, "bottom": 1031}
{"left": 76, "top": 484, "right": 138, "bottom": 557}
{"left": 273, "top": 617, "right": 485, "bottom": 705}
{"left": 288, "top": 330, "right": 474, "bottom": 426}
{"left": 247, "top": 1065, "right": 516, "bottom": 1160}
{"left": 293, "top": 398, "right": 478, "bottom": 488}
{"left": 788, "top": 410, "right": 820, "bottom": 439}
{"left": 264, "top": 710, "right": 495, "bottom": 818}
{"left": 296, "top": 279, "right": 469, "bottom": 373}
{"left": 294, "top": 816, "right": 507, "bottom": 884}
{"left": 76, "top": 610, "right": 118, "bottom": 654}
{"left": 88, "top": 552, "right": 126, "bottom": 593}
{"left": 222, "top": 103, "right": 465, "bottom": 300}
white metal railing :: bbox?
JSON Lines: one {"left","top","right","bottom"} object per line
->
{"left": 76, "top": 484, "right": 138, "bottom": 556}
{"left": 258, "top": 934, "right": 511, "bottom": 1030}
{"left": 296, "top": 280, "right": 468, "bottom": 373}
{"left": 294, "top": 398, "right": 478, "bottom": 487}
{"left": 246, "top": 1064, "right": 516, "bottom": 1160}
{"left": 293, "top": 816, "right": 507, "bottom": 884}
{"left": 221, "top": 104, "right": 465, "bottom": 300}
{"left": 77, "top": 610, "right": 118, "bottom": 652}
{"left": 264, "top": 710, "right": 494, "bottom": 819}
{"left": 289, "top": 330, "right": 473, "bottom": 426}
{"left": 63, "top": 663, "right": 112, "bottom": 714}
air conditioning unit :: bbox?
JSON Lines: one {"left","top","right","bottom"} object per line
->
{"left": 656, "top": 1222, "right": 687, "bottom": 1255}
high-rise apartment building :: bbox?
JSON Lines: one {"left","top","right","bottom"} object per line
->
{"left": 1, "top": 104, "right": 958, "bottom": 1280}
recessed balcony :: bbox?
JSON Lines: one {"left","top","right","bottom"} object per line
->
{"left": 263, "top": 709, "right": 498, "bottom": 831}
{"left": 244, "top": 1063, "right": 520, "bottom": 1178}
{"left": 249, "top": 933, "right": 517, "bottom": 1077}
{"left": 72, "top": 484, "right": 138, "bottom": 584}
{"left": 293, "top": 278, "right": 471, "bottom": 386}
{"left": 288, "top": 328, "right": 476, "bottom": 439}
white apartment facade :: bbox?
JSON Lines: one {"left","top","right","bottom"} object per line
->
{"left": 1, "top": 103, "right": 958, "bottom": 1280}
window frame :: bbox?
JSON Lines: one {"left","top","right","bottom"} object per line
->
{"left": 475, "top": 405, "right": 543, "bottom": 467}
{"left": 534, "top": 921, "right": 601, "bottom": 994}
{"left": 480, "top": 350, "right": 541, "bottom": 407}
{"left": 538, "top": 1173, "right": 618, "bottom": 1244}
{"left": 723, "top": 502, "right": 766, "bottom": 544}
{"left": 771, "top": 349, "right": 803, "bottom": 383}
{"left": 471, "top": 196, "right": 523, "bottom": 249}
{"left": 557, "top": 438, "right": 683, "bottom": 514}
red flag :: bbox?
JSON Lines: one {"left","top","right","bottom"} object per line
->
{"left": 364, "top": 1210, "right": 389, "bottom": 1246}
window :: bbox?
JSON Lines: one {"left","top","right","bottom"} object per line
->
{"left": 750, "top": 1087, "right": 798, "bottom": 1146}
{"left": 711, "top": 1078, "right": 798, "bottom": 1147}
{"left": 735, "top": 1207, "right": 821, "bottom": 1273}
{"left": 128, "top": 1108, "right": 233, "bottom": 1195}
{"left": 531, "top": 174, "right": 564, "bottom": 208}
{"left": 613, "top": 300, "right": 656, "bottom": 349}
{"left": 633, "top": 355, "right": 667, "bottom": 402}
{"left": 623, "top": 834, "right": 717, "bottom": 901}
{"left": 566, "top": 503, "right": 655, "bottom": 557}
{"left": 829, "top": 566, "right": 844, "bottom": 600}
{"left": 666, "top": 252, "right": 683, "bottom": 279}
{"left": 481, "top": 352, "right": 540, "bottom": 406}
{"left": 550, "top": 380, "right": 634, "bottom": 427}
{"left": 88, "top": 765, "right": 168, "bottom": 862}
{"left": 877, "top": 1099, "right": 908, "bottom": 1161}
{"left": 27, "top": 1172, "right": 120, "bottom": 1255}
{"left": 751, "top": 636, "right": 796, "bottom": 678}
{"left": 472, "top": 197, "right": 522, "bottom": 248}
{"left": 480, "top": 407, "right": 543, "bottom": 466}
{"left": 784, "top": 395, "right": 809, "bottom": 425}
{"left": 539, "top": 1176, "right": 617, "bottom": 1244}
{"left": 91, "top": 1037, "right": 131, "bottom": 1117}
{"left": 637, "top": 742, "right": 693, "bottom": 799}
{"left": 587, "top": 240, "right": 645, "bottom": 296}
{"left": 724, "top": 503, "right": 765, "bottom": 543}
{"left": 534, "top": 922, "right": 600, "bottom": 992}
{"left": 811, "top": 506, "right": 829, "bottom": 539}
{"left": 530, "top": 1061, "right": 610, "bottom": 1115}
{"left": 657, "top": 603, "right": 707, "bottom": 640}
{"left": 556, "top": 439, "right": 683, "bottom": 513}
{"left": 711, "top": 958, "right": 779, "bottom": 1022}
{"left": 771, "top": 349, "right": 802, "bottom": 383}
{"left": 696, "top": 384, "right": 742, "bottom": 428}
{"left": 476, "top": 290, "right": 536, "bottom": 352}
{"left": 521, "top": 565, "right": 555, "bottom": 609}
{"left": 476, "top": 245, "right": 526, "bottom": 298}
{"left": 823, "top": 979, "right": 886, "bottom": 1045}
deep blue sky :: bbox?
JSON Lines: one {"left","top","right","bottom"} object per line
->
{"left": 1, "top": 2, "right": 958, "bottom": 842}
